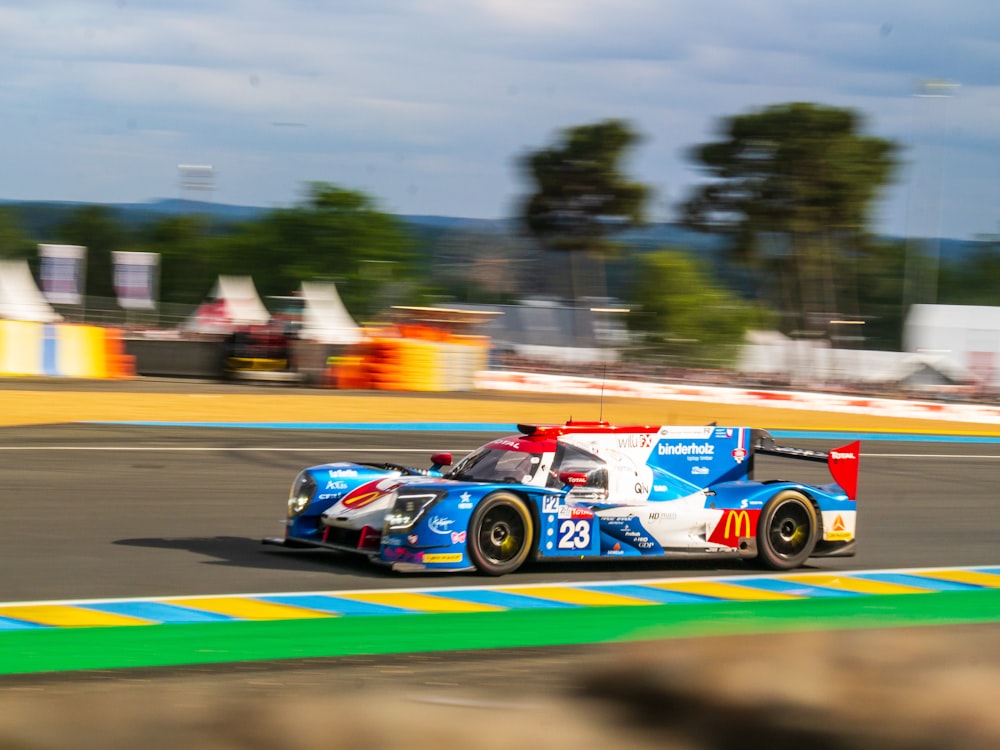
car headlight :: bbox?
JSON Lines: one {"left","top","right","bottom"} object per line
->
{"left": 287, "top": 472, "right": 316, "bottom": 518}
{"left": 384, "top": 492, "right": 444, "bottom": 532}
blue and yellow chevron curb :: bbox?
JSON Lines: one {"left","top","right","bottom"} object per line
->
{"left": 2, "top": 565, "right": 998, "bottom": 630}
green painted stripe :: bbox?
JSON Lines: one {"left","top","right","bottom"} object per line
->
{"left": 2, "top": 589, "right": 999, "bottom": 676}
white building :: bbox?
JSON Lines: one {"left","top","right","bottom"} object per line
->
{"left": 904, "top": 304, "right": 1000, "bottom": 387}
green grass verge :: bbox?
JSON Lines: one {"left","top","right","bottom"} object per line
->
{"left": 4, "top": 589, "right": 1000, "bottom": 676}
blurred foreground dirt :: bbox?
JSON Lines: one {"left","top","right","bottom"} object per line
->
{"left": 2, "top": 625, "right": 998, "bottom": 749}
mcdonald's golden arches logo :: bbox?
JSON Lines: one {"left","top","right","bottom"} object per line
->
{"left": 708, "top": 508, "right": 761, "bottom": 547}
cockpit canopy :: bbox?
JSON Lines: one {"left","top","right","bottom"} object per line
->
{"left": 446, "top": 446, "right": 550, "bottom": 485}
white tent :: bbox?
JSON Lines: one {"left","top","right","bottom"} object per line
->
{"left": 299, "top": 281, "right": 363, "bottom": 345}
{"left": 0, "top": 259, "right": 62, "bottom": 323}
{"left": 184, "top": 275, "right": 271, "bottom": 334}
{"left": 213, "top": 276, "right": 271, "bottom": 325}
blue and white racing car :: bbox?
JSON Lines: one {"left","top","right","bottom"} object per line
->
{"left": 264, "top": 421, "right": 860, "bottom": 575}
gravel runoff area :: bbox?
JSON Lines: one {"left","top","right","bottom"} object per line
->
{"left": 1, "top": 378, "right": 998, "bottom": 749}
{"left": 2, "top": 378, "right": 1000, "bottom": 433}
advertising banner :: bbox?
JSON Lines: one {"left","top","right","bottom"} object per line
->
{"left": 112, "top": 251, "right": 159, "bottom": 310}
{"left": 38, "top": 244, "right": 87, "bottom": 305}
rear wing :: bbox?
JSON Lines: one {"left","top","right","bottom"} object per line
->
{"left": 751, "top": 429, "right": 860, "bottom": 501}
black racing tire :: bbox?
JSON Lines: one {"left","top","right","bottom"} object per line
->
{"left": 755, "top": 490, "right": 818, "bottom": 570}
{"left": 467, "top": 491, "right": 534, "bottom": 576}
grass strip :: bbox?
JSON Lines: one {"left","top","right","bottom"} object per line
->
{"left": 3, "top": 589, "right": 1000, "bottom": 675}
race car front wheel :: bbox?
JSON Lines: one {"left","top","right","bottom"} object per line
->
{"left": 756, "top": 490, "right": 818, "bottom": 570}
{"left": 468, "top": 492, "right": 534, "bottom": 575}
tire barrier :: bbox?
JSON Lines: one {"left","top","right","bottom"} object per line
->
{"left": 327, "top": 331, "right": 489, "bottom": 392}
{"left": 0, "top": 321, "right": 134, "bottom": 379}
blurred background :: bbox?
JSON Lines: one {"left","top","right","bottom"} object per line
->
{"left": 0, "top": 2, "right": 997, "bottom": 398}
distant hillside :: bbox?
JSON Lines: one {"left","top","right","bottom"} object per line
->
{"left": 2, "top": 197, "right": 985, "bottom": 266}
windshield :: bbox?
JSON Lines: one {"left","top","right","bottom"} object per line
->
{"left": 447, "top": 447, "right": 545, "bottom": 485}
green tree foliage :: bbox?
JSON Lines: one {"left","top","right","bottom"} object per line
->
{"left": 628, "top": 250, "right": 773, "bottom": 367}
{"left": 520, "top": 119, "right": 650, "bottom": 301}
{"left": 217, "top": 183, "right": 413, "bottom": 318}
{"left": 139, "top": 215, "right": 221, "bottom": 305}
{"left": 681, "top": 102, "right": 900, "bottom": 335}
{"left": 0, "top": 209, "right": 33, "bottom": 260}
{"left": 938, "top": 241, "right": 1000, "bottom": 306}
{"left": 53, "top": 206, "right": 129, "bottom": 297}
{"left": 853, "top": 238, "right": 908, "bottom": 351}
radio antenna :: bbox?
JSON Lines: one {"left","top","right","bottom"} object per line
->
{"left": 599, "top": 363, "right": 607, "bottom": 422}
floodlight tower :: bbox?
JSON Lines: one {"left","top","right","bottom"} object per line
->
{"left": 178, "top": 164, "right": 216, "bottom": 203}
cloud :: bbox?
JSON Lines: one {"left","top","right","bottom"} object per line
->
{"left": 0, "top": 0, "right": 998, "bottom": 238}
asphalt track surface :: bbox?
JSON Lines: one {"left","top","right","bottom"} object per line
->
{"left": 2, "top": 380, "right": 1000, "bottom": 750}
{"left": 1, "top": 422, "right": 999, "bottom": 602}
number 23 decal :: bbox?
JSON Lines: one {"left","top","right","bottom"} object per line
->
{"left": 558, "top": 519, "right": 591, "bottom": 550}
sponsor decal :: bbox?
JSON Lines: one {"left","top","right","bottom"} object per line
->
{"left": 658, "top": 426, "right": 713, "bottom": 439}
{"left": 427, "top": 515, "right": 455, "bottom": 534}
{"left": 571, "top": 507, "right": 594, "bottom": 519}
{"left": 830, "top": 450, "right": 856, "bottom": 460}
{"left": 615, "top": 433, "right": 653, "bottom": 449}
{"left": 731, "top": 447, "right": 747, "bottom": 463}
{"left": 458, "top": 492, "right": 474, "bottom": 509}
{"left": 657, "top": 442, "right": 715, "bottom": 457}
{"left": 340, "top": 478, "right": 400, "bottom": 510}
{"left": 318, "top": 493, "right": 344, "bottom": 501}
{"left": 382, "top": 547, "right": 424, "bottom": 563}
{"left": 825, "top": 514, "right": 853, "bottom": 541}
{"left": 691, "top": 466, "right": 709, "bottom": 475}
{"left": 423, "top": 552, "right": 463, "bottom": 563}
{"left": 325, "top": 481, "right": 349, "bottom": 491}
{"left": 493, "top": 439, "right": 525, "bottom": 450}
{"left": 647, "top": 512, "right": 677, "bottom": 521}
{"left": 707, "top": 509, "right": 761, "bottom": 547}
{"left": 451, "top": 531, "right": 467, "bottom": 544}
{"left": 329, "top": 469, "right": 359, "bottom": 478}
{"left": 600, "top": 514, "right": 664, "bottom": 554}
{"left": 407, "top": 534, "right": 419, "bottom": 545}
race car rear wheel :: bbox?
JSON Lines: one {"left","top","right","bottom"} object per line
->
{"left": 756, "top": 490, "right": 818, "bottom": 570}
{"left": 467, "top": 492, "right": 534, "bottom": 575}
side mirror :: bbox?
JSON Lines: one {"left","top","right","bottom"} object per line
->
{"left": 559, "top": 471, "right": 589, "bottom": 487}
{"left": 431, "top": 452, "right": 453, "bottom": 469}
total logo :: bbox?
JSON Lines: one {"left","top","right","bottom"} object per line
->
{"left": 427, "top": 515, "right": 456, "bottom": 534}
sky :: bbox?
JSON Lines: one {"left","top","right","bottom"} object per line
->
{"left": 2, "top": 0, "right": 999, "bottom": 240}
